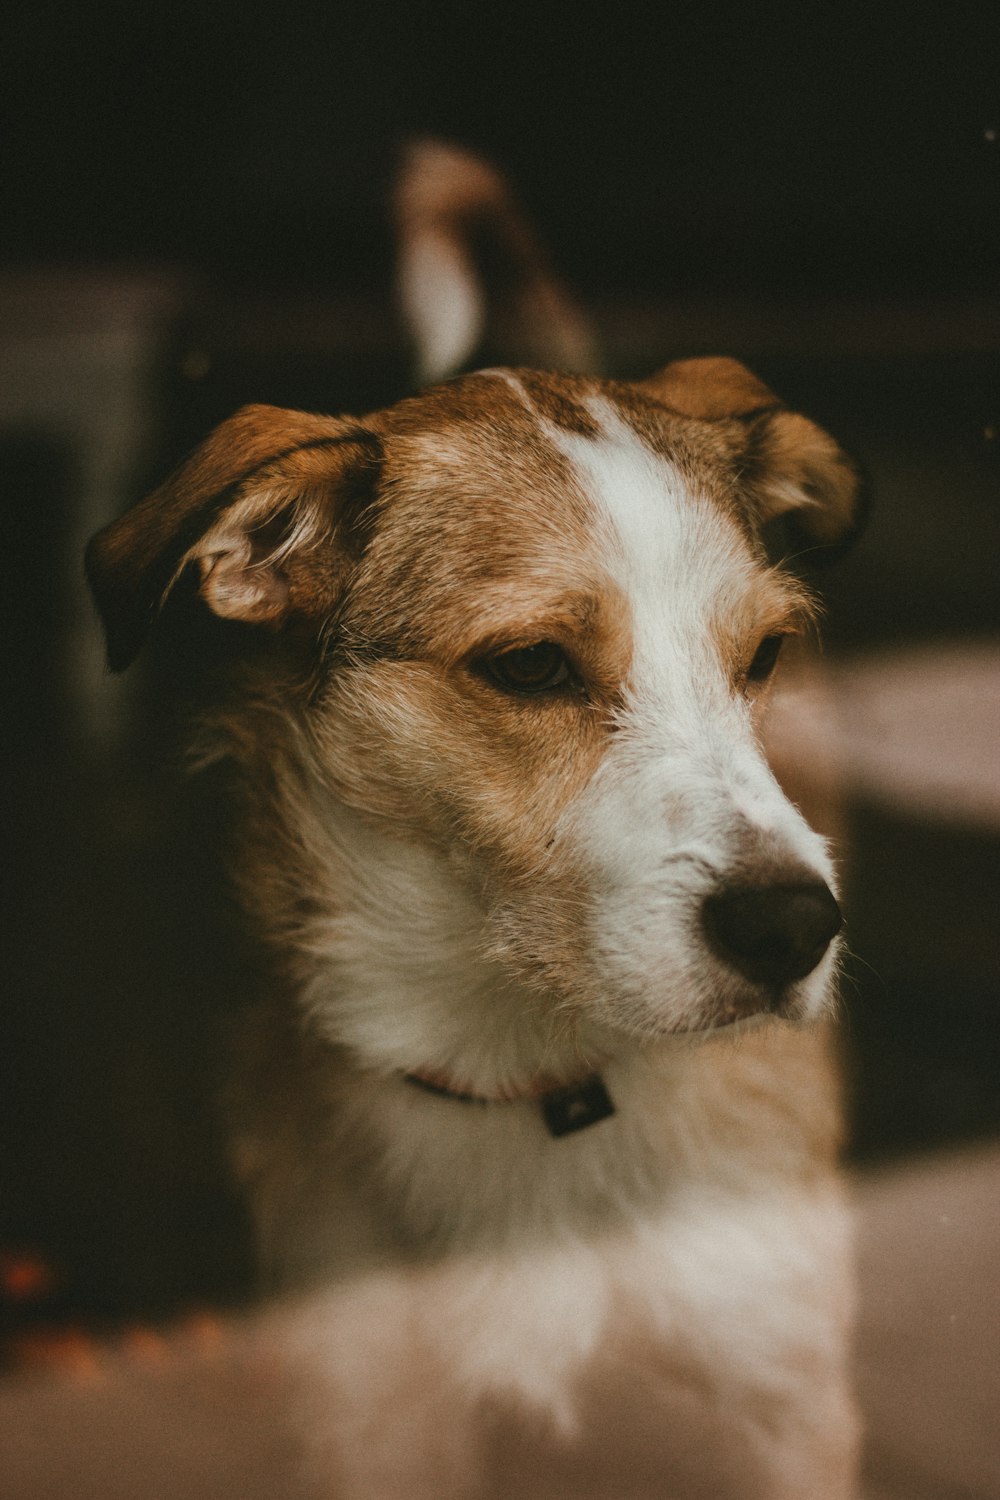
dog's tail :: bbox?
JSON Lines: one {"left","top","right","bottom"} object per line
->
{"left": 394, "top": 139, "right": 598, "bottom": 385}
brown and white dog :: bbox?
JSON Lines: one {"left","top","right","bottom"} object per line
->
{"left": 86, "top": 174, "right": 862, "bottom": 1496}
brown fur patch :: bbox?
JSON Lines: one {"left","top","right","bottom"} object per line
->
{"left": 637, "top": 356, "right": 781, "bottom": 421}
{"left": 510, "top": 369, "right": 602, "bottom": 435}
{"left": 214, "top": 375, "right": 638, "bottom": 995}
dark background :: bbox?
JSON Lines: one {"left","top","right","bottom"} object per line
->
{"left": 1, "top": 1, "right": 998, "bottom": 1336}
{"left": 4, "top": 2, "right": 999, "bottom": 299}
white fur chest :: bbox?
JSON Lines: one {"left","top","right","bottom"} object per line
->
{"left": 231, "top": 1014, "right": 844, "bottom": 1284}
{"left": 265, "top": 1040, "right": 857, "bottom": 1497}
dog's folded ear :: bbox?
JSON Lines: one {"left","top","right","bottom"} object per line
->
{"left": 638, "top": 357, "right": 863, "bottom": 561}
{"left": 86, "top": 404, "right": 382, "bottom": 672}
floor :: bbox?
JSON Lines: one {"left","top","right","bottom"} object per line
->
{"left": 1, "top": 1143, "right": 997, "bottom": 1498}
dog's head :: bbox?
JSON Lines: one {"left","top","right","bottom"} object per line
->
{"left": 87, "top": 359, "right": 860, "bottom": 1067}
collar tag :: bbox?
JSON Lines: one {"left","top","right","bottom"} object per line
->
{"left": 541, "top": 1075, "right": 616, "bottom": 1137}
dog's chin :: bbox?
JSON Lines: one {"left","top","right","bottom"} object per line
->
{"left": 693, "top": 975, "right": 836, "bottom": 1036}
{"left": 660, "top": 1005, "right": 777, "bottom": 1042}
{"left": 679, "top": 1005, "right": 784, "bottom": 1039}
{"left": 591, "top": 973, "right": 831, "bottom": 1044}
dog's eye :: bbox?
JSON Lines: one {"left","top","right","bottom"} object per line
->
{"left": 746, "top": 634, "right": 785, "bottom": 683}
{"left": 484, "top": 642, "right": 572, "bottom": 695}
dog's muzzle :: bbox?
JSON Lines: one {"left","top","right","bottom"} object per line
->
{"left": 701, "top": 877, "right": 842, "bottom": 990}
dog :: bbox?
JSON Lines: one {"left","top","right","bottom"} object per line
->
{"left": 85, "top": 158, "right": 862, "bottom": 1499}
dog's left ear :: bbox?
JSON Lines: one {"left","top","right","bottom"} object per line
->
{"left": 638, "top": 356, "right": 862, "bottom": 558}
{"left": 86, "top": 404, "right": 382, "bottom": 672}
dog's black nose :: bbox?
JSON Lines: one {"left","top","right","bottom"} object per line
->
{"left": 702, "top": 879, "right": 842, "bottom": 988}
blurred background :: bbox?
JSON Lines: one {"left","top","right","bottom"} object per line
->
{"left": 1, "top": 1, "right": 998, "bottom": 1493}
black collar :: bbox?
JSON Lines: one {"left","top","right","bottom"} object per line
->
{"left": 404, "top": 1071, "right": 615, "bottom": 1137}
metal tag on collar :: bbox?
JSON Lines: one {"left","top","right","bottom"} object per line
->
{"left": 541, "top": 1075, "right": 615, "bottom": 1137}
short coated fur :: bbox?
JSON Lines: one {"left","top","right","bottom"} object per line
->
{"left": 88, "top": 356, "right": 862, "bottom": 1497}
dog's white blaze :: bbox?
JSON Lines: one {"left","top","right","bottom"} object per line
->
{"left": 546, "top": 400, "right": 836, "bottom": 1034}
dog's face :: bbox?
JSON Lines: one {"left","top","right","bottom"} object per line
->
{"left": 88, "top": 359, "right": 859, "bottom": 1061}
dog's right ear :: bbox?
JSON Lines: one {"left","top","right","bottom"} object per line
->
{"left": 86, "top": 404, "right": 382, "bottom": 672}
